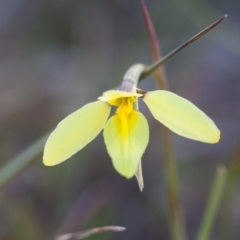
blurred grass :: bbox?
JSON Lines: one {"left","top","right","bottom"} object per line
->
{"left": 0, "top": 133, "right": 49, "bottom": 189}
{"left": 196, "top": 165, "right": 227, "bottom": 240}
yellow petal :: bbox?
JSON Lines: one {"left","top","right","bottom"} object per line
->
{"left": 103, "top": 111, "right": 149, "bottom": 178}
{"left": 143, "top": 90, "right": 220, "bottom": 143}
{"left": 98, "top": 90, "right": 142, "bottom": 102}
{"left": 43, "top": 101, "right": 111, "bottom": 166}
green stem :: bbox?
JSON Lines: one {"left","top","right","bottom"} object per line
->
{"left": 140, "top": 15, "right": 227, "bottom": 80}
{"left": 121, "top": 64, "right": 147, "bottom": 88}
{"left": 196, "top": 165, "right": 227, "bottom": 240}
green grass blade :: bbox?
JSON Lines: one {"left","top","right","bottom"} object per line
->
{"left": 196, "top": 165, "right": 228, "bottom": 240}
{"left": 0, "top": 133, "right": 49, "bottom": 189}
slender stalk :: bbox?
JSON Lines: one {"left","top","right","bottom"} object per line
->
{"left": 0, "top": 133, "right": 49, "bottom": 189}
{"left": 141, "top": 2, "right": 186, "bottom": 240}
{"left": 141, "top": 0, "right": 168, "bottom": 90}
{"left": 196, "top": 165, "right": 227, "bottom": 240}
{"left": 140, "top": 14, "right": 227, "bottom": 80}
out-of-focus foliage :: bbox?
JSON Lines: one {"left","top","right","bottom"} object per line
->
{"left": 0, "top": 0, "right": 240, "bottom": 239}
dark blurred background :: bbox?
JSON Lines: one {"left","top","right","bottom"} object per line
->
{"left": 1, "top": 0, "right": 240, "bottom": 239}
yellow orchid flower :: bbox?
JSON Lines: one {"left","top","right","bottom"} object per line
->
{"left": 43, "top": 65, "right": 220, "bottom": 179}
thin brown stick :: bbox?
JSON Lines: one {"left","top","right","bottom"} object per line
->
{"left": 141, "top": 0, "right": 168, "bottom": 90}
{"left": 141, "top": 1, "right": 186, "bottom": 240}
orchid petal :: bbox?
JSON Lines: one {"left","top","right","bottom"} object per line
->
{"left": 143, "top": 90, "right": 220, "bottom": 143}
{"left": 103, "top": 111, "right": 149, "bottom": 178}
{"left": 43, "top": 101, "right": 111, "bottom": 166}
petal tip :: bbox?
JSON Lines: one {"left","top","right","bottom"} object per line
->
{"left": 211, "top": 130, "right": 221, "bottom": 144}
{"left": 43, "top": 158, "right": 54, "bottom": 166}
{"left": 123, "top": 173, "right": 135, "bottom": 179}
{"left": 114, "top": 165, "right": 136, "bottom": 179}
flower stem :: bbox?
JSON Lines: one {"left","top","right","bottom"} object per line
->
{"left": 141, "top": 2, "right": 186, "bottom": 240}
{"left": 140, "top": 14, "right": 227, "bottom": 81}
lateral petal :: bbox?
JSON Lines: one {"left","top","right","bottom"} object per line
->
{"left": 103, "top": 111, "right": 149, "bottom": 178}
{"left": 43, "top": 101, "right": 111, "bottom": 166}
{"left": 143, "top": 90, "right": 220, "bottom": 143}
